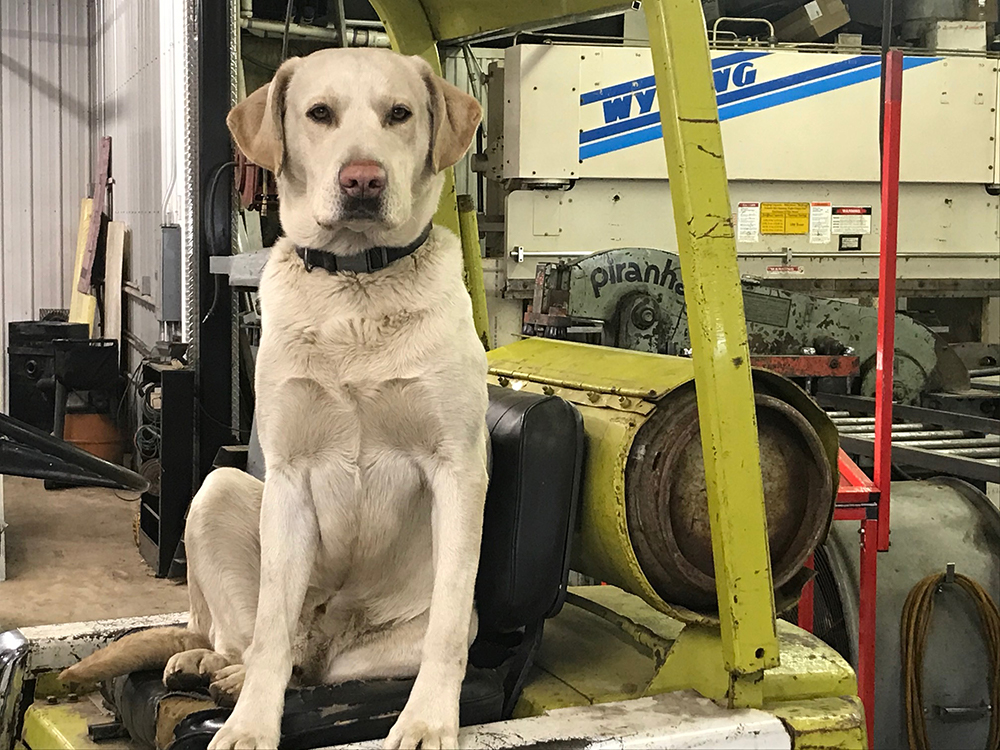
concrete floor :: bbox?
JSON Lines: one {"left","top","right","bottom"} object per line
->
{"left": 0, "top": 476, "right": 189, "bottom": 630}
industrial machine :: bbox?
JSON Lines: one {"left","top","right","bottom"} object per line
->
{"left": 522, "top": 246, "right": 974, "bottom": 403}
{"left": 482, "top": 40, "right": 1000, "bottom": 350}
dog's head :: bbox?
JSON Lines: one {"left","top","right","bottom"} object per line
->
{"left": 227, "top": 48, "right": 481, "bottom": 250}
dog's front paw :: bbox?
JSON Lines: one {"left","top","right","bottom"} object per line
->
{"left": 209, "top": 664, "right": 247, "bottom": 707}
{"left": 164, "top": 649, "right": 230, "bottom": 691}
{"left": 384, "top": 691, "right": 459, "bottom": 750}
{"left": 207, "top": 716, "right": 280, "bottom": 750}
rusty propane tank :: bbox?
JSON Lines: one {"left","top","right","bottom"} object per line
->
{"left": 486, "top": 338, "right": 839, "bottom": 623}
{"left": 625, "top": 385, "right": 834, "bottom": 612}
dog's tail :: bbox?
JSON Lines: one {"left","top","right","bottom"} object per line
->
{"left": 59, "top": 627, "right": 211, "bottom": 683}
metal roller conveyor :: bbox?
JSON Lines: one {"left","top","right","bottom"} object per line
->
{"left": 816, "top": 393, "right": 1000, "bottom": 484}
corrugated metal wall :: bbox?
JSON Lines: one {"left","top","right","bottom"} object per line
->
{"left": 0, "top": 0, "right": 95, "bottom": 403}
{"left": 94, "top": 0, "right": 165, "bottom": 356}
{"left": 0, "top": 0, "right": 96, "bottom": 580}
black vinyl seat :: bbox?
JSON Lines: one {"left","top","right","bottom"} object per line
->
{"left": 109, "top": 385, "right": 584, "bottom": 750}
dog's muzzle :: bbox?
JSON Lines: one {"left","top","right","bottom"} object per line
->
{"left": 340, "top": 195, "right": 384, "bottom": 221}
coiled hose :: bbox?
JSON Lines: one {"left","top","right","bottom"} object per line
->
{"left": 901, "top": 571, "right": 1000, "bottom": 750}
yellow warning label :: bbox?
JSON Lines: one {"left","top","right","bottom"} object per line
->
{"left": 760, "top": 202, "right": 810, "bottom": 235}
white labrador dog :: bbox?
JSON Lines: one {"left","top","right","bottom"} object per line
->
{"left": 61, "top": 47, "right": 487, "bottom": 750}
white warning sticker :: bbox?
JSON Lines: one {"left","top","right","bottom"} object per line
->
{"left": 832, "top": 206, "right": 873, "bottom": 235}
{"left": 804, "top": 1, "right": 823, "bottom": 20}
{"left": 737, "top": 202, "right": 760, "bottom": 243}
{"left": 809, "top": 202, "right": 832, "bottom": 244}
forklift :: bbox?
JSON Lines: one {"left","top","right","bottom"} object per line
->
{"left": 0, "top": 1, "right": 867, "bottom": 748}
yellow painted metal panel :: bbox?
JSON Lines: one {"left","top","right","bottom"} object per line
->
{"left": 487, "top": 338, "right": 693, "bottom": 400}
{"left": 421, "top": 1, "right": 634, "bottom": 42}
{"left": 22, "top": 704, "right": 101, "bottom": 750}
{"left": 457, "top": 194, "right": 491, "bottom": 349}
{"left": 517, "top": 587, "right": 859, "bottom": 737}
{"left": 642, "top": 0, "right": 778, "bottom": 692}
{"left": 766, "top": 697, "right": 868, "bottom": 749}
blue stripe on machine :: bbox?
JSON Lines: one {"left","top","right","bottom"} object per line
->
{"left": 717, "top": 55, "right": 938, "bottom": 120}
{"left": 716, "top": 54, "right": 877, "bottom": 106}
{"left": 580, "top": 111, "right": 661, "bottom": 144}
{"left": 578, "top": 51, "right": 769, "bottom": 105}
{"left": 579, "top": 123, "right": 664, "bottom": 159}
{"left": 579, "top": 56, "right": 941, "bottom": 159}
{"left": 580, "top": 56, "right": 878, "bottom": 145}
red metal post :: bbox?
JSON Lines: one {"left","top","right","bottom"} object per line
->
{"left": 798, "top": 554, "right": 815, "bottom": 633}
{"left": 858, "top": 517, "right": 879, "bottom": 747}
{"left": 873, "top": 50, "right": 903, "bottom": 552}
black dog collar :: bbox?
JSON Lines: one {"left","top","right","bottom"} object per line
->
{"left": 296, "top": 224, "right": 433, "bottom": 274}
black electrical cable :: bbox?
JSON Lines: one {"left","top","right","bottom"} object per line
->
{"left": 201, "top": 160, "right": 238, "bottom": 324}
{"left": 281, "top": 0, "right": 295, "bottom": 61}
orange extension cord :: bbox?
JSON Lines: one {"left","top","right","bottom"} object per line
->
{"left": 901, "top": 571, "right": 1000, "bottom": 750}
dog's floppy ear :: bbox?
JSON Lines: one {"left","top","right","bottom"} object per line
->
{"left": 420, "top": 64, "right": 482, "bottom": 173}
{"left": 227, "top": 57, "right": 301, "bottom": 174}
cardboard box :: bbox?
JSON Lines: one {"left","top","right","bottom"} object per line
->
{"left": 774, "top": 0, "right": 851, "bottom": 41}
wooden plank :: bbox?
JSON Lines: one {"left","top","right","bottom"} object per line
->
{"left": 68, "top": 198, "right": 97, "bottom": 334}
{"left": 103, "top": 221, "right": 128, "bottom": 346}
{"left": 77, "top": 136, "right": 111, "bottom": 294}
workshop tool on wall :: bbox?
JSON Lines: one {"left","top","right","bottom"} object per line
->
{"left": 235, "top": 149, "right": 278, "bottom": 214}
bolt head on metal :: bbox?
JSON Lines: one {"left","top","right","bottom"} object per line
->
{"left": 46, "top": 695, "right": 58, "bottom": 705}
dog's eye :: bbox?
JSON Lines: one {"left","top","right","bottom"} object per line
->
{"left": 389, "top": 105, "right": 411, "bottom": 124}
{"left": 307, "top": 104, "right": 332, "bottom": 124}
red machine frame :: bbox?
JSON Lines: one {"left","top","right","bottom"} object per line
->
{"left": 797, "top": 49, "right": 903, "bottom": 748}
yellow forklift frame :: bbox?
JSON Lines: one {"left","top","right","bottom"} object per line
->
{"left": 370, "top": 0, "right": 777, "bottom": 703}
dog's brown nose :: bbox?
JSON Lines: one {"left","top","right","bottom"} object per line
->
{"left": 339, "top": 161, "right": 386, "bottom": 199}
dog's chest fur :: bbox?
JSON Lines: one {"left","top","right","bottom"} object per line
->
{"left": 251, "top": 229, "right": 483, "bottom": 623}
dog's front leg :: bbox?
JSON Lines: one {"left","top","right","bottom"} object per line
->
{"left": 385, "top": 443, "right": 488, "bottom": 750}
{"left": 209, "top": 465, "right": 318, "bottom": 750}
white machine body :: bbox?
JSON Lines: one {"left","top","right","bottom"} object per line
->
{"left": 500, "top": 44, "right": 1000, "bottom": 286}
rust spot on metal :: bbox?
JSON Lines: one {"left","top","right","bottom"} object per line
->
{"left": 732, "top": 356, "right": 743, "bottom": 367}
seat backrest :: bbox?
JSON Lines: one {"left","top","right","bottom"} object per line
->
{"left": 476, "top": 386, "right": 584, "bottom": 634}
